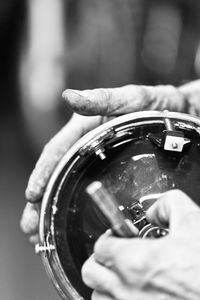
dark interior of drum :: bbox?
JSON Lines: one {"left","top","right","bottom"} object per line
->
{"left": 53, "top": 122, "right": 200, "bottom": 299}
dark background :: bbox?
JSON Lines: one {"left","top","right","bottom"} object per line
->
{"left": 0, "top": 1, "right": 60, "bottom": 299}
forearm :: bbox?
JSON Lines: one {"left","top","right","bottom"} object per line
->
{"left": 20, "top": 0, "right": 68, "bottom": 110}
{"left": 27, "top": 0, "right": 66, "bottom": 61}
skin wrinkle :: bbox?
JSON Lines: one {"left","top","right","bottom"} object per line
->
{"left": 88, "top": 88, "right": 128, "bottom": 115}
{"left": 62, "top": 90, "right": 90, "bottom": 115}
{"left": 63, "top": 87, "right": 145, "bottom": 115}
{"left": 79, "top": 97, "right": 97, "bottom": 115}
{"left": 106, "top": 97, "right": 125, "bottom": 115}
{"left": 62, "top": 81, "right": 200, "bottom": 117}
{"left": 144, "top": 85, "right": 185, "bottom": 112}
{"left": 149, "top": 238, "right": 199, "bottom": 298}
{"left": 82, "top": 255, "right": 121, "bottom": 295}
{"left": 178, "top": 80, "right": 200, "bottom": 115}
{"left": 82, "top": 191, "right": 200, "bottom": 299}
{"left": 90, "top": 233, "right": 200, "bottom": 300}
{"left": 137, "top": 86, "right": 151, "bottom": 110}
{"left": 102, "top": 88, "right": 136, "bottom": 115}
{"left": 188, "top": 93, "right": 200, "bottom": 116}
{"left": 63, "top": 85, "right": 186, "bottom": 117}
{"left": 146, "top": 190, "right": 200, "bottom": 232}
{"left": 68, "top": 90, "right": 97, "bottom": 115}
{"left": 143, "top": 261, "right": 200, "bottom": 300}
{"left": 95, "top": 237, "right": 151, "bottom": 278}
{"left": 113, "top": 86, "right": 146, "bottom": 113}
{"left": 82, "top": 89, "right": 121, "bottom": 115}
{"left": 105, "top": 86, "right": 148, "bottom": 114}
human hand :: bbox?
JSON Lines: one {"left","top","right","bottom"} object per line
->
{"left": 20, "top": 82, "right": 195, "bottom": 244}
{"left": 82, "top": 189, "right": 200, "bottom": 300}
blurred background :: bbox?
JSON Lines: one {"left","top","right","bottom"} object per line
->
{"left": 1, "top": 0, "right": 200, "bottom": 299}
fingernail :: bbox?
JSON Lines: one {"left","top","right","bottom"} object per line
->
{"left": 62, "top": 89, "right": 86, "bottom": 100}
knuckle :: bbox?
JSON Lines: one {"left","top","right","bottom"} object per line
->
{"left": 81, "top": 263, "right": 90, "bottom": 284}
{"left": 94, "top": 238, "right": 122, "bottom": 267}
{"left": 99, "top": 88, "right": 111, "bottom": 102}
{"left": 91, "top": 291, "right": 100, "bottom": 300}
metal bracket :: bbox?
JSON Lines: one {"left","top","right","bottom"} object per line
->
{"left": 79, "top": 128, "right": 115, "bottom": 160}
{"left": 35, "top": 233, "right": 55, "bottom": 255}
{"left": 148, "top": 113, "right": 191, "bottom": 152}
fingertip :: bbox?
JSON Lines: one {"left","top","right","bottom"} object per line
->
{"left": 104, "top": 229, "right": 113, "bottom": 236}
{"left": 146, "top": 189, "right": 179, "bottom": 225}
{"left": 25, "top": 182, "right": 43, "bottom": 202}
{"left": 29, "top": 234, "right": 40, "bottom": 246}
{"left": 146, "top": 189, "right": 200, "bottom": 230}
{"left": 62, "top": 89, "right": 68, "bottom": 99}
{"left": 62, "top": 89, "right": 92, "bottom": 114}
{"left": 62, "top": 89, "right": 83, "bottom": 102}
{"left": 20, "top": 203, "right": 40, "bottom": 235}
{"left": 25, "top": 188, "right": 37, "bottom": 202}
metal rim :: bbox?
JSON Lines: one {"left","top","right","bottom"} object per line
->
{"left": 39, "top": 110, "right": 200, "bottom": 299}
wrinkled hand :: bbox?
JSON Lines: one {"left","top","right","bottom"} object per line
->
{"left": 81, "top": 190, "right": 200, "bottom": 300}
{"left": 20, "top": 81, "right": 200, "bottom": 244}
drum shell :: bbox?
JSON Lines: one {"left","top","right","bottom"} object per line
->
{"left": 38, "top": 111, "right": 200, "bottom": 300}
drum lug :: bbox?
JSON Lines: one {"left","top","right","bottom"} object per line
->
{"left": 148, "top": 112, "right": 191, "bottom": 152}
{"left": 79, "top": 128, "right": 115, "bottom": 159}
{"left": 94, "top": 146, "right": 106, "bottom": 160}
{"left": 35, "top": 233, "right": 55, "bottom": 255}
{"left": 163, "top": 114, "right": 191, "bottom": 151}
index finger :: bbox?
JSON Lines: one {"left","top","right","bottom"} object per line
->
{"left": 146, "top": 189, "right": 200, "bottom": 232}
{"left": 62, "top": 85, "right": 185, "bottom": 116}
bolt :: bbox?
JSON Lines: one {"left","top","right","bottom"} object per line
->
{"left": 172, "top": 142, "right": 178, "bottom": 149}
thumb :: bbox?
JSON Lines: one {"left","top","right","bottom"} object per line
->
{"left": 62, "top": 85, "right": 185, "bottom": 116}
{"left": 146, "top": 189, "right": 200, "bottom": 232}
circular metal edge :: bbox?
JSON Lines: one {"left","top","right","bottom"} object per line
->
{"left": 38, "top": 110, "right": 200, "bottom": 299}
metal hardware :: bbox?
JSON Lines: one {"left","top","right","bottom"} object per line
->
{"left": 164, "top": 115, "right": 174, "bottom": 131}
{"left": 86, "top": 181, "right": 138, "bottom": 237}
{"left": 138, "top": 224, "right": 169, "bottom": 238}
{"left": 148, "top": 112, "right": 191, "bottom": 152}
{"left": 94, "top": 146, "right": 106, "bottom": 160}
{"left": 35, "top": 233, "right": 55, "bottom": 255}
{"left": 79, "top": 128, "right": 115, "bottom": 159}
{"left": 163, "top": 115, "right": 189, "bottom": 152}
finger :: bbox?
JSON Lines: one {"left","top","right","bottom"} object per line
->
{"left": 25, "top": 113, "right": 102, "bottom": 202}
{"left": 82, "top": 254, "right": 120, "bottom": 292}
{"left": 93, "top": 233, "right": 151, "bottom": 276}
{"left": 29, "top": 233, "right": 39, "bottom": 246}
{"left": 93, "top": 233, "right": 130, "bottom": 268}
{"left": 62, "top": 85, "right": 185, "bottom": 116}
{"left": 20, "top": 202, "right": 40, "bottom": 235}
{"left": 146, "top": 189, "right": 200, "bottom": 231}
{"left": 91, "top": 290, "right": 113, "bottom": 300}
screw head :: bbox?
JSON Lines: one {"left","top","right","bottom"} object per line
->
{"left": 171, "top": 142, "right": 178, "bottom": 149}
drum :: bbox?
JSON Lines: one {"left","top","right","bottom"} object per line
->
{"left": 36, "top": 111, "right": 200, "bottom": 300}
